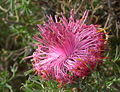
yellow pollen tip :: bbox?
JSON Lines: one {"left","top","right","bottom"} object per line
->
{"left": 88, "top": 49, "right": 95, "bottom": 51}
{"left": 97, "top": 28, "right": 107, "bottom": 32}
{"left": 76, "top": 58, "right": 83, "bottom": 61}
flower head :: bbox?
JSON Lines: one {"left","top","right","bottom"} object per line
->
{"left": 32, "top": 10, "right": 106, "bottom": 84}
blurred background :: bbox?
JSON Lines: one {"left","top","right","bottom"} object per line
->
{"left": 0, "top": 0, "right": 120, "bottom": 92}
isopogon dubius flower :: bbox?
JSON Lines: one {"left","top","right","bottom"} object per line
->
{"left": 31, "top": 10, "right": 106, "bottom": 85}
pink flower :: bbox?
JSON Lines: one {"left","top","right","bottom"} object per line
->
{"left": 32, "top": 10, "right": 106, "bottom": 84}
